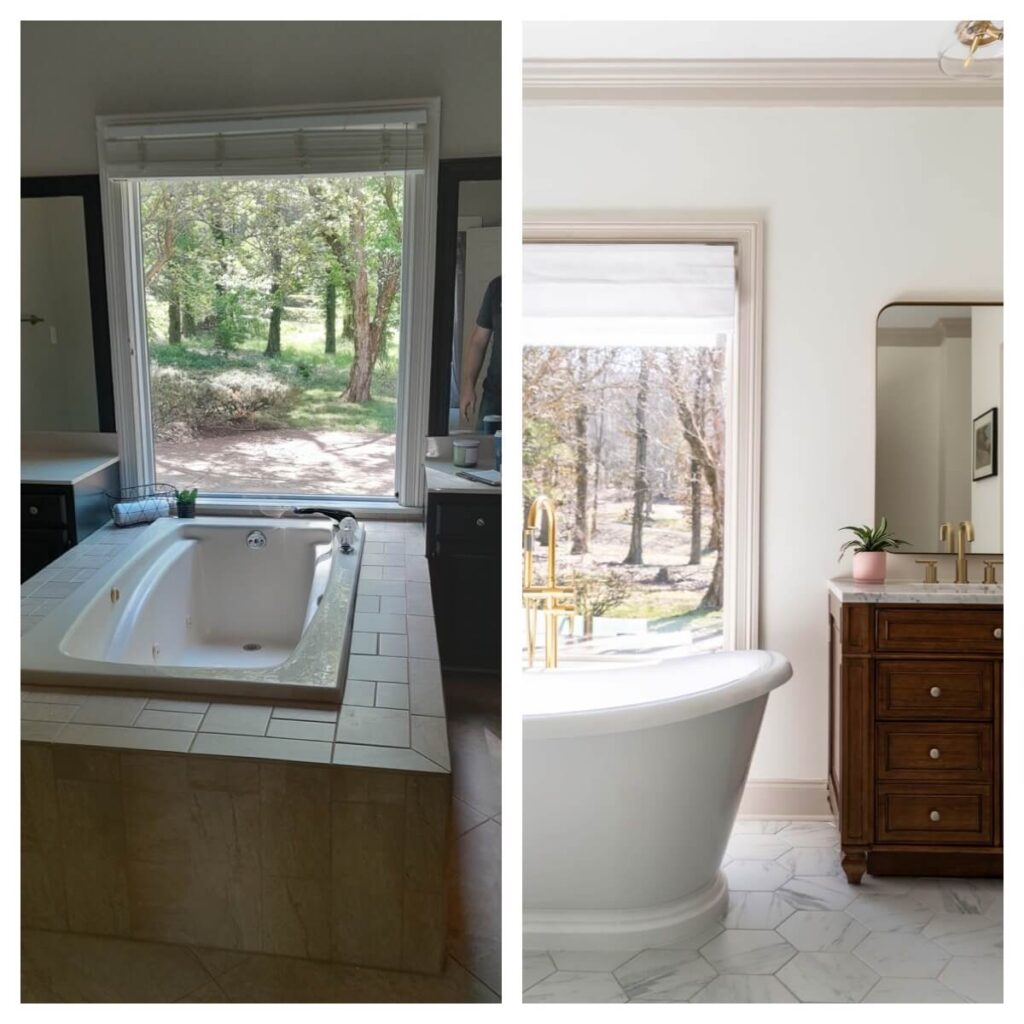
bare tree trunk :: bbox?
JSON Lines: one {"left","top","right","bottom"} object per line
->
{"left": 167, "top": 292, "right": 182, "bottom": 345}
{"left": 701, "top": 547, "right": 724, "bottom": 611}
{"left": 591, "top": 402, "right": 605, "bottom": 538}
{"left": 623, "top": 351, "right": 651, "bottom": 566}
{"left": 688, "top": 457, "right": 702, "bottom": 565}
{"left": 572, "top": 351, "right": 590, "bottom": 554}
{"left": 182, "top": 308, "right": 196, "bottom": 338}
{"left": 264, "top": 251, "right": 283, "bottom": 357}
{"left": 324, "top": 279, "right": 337, "bottom": 355}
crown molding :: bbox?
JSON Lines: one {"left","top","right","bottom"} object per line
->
{"left": 523, "top": 58, "right": 1003, "bottom": 106}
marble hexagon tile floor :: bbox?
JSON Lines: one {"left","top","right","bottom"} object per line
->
{"left": 523, "top": 819, "right": 1002, "bottom": 1004}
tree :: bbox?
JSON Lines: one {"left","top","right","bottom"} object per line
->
{"left": 667, "top": 348, "right": 725, "bottom": 610}
{"left": 571, "top": 349, "right": 590, "bottom": 555}
{"left": 622, "top": 350, "right": 652, "bottom": 566}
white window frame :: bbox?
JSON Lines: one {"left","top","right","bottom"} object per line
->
{"left": 523, "top": 214, "right": 764, "bottom": 651}
{"left": 97, "top": 99, "right": 439, "bottom": 511}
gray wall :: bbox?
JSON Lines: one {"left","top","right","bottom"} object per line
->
{"left": 21, "top": 21, "right": 501, "bottom": 175}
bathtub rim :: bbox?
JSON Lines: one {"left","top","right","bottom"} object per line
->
{"left": 523, "top": 648, "right": 792, "bottom": 741}
{"left": 20, "top": 516, "right": 362, "bottom": 704}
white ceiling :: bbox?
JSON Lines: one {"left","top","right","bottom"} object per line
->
{"left": 523, "top": 21, "right": 955, "bottom": 60}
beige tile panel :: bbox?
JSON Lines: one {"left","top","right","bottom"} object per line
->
{"left": 200, "top": 703, "right": 273, "bottom": 736}
{"left": 259, "top": 763, "right": 331, "bottom": 879}
{"left": 21, "top": 744, "right": 67, "bottom": 931}
{"left": 58, "top": 723, "right": 195, "bottom": 754}
{"left": 409, "top": 658, "right": 446, "bottom": 717}
{"left": 332, "top": 743, "right": 447, "bottom": 774}
{"left": 70, "top": 695, "right": 147, "bottom": 727}
{"left": 266, "top": 717, "right": 335, "bottom": 742}
{"left": 56, "top": 774, "right": 130, "bottom": 935}
{"left": 260, "top": 874, "right": 332, "bottom": 960}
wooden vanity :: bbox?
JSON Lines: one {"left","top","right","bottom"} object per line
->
{"left": 828, "top": 582, "right": 1002, "bottom": 883}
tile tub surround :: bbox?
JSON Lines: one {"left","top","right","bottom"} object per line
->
{"left": 21, "top": 520, "right": 447, "bottom": 774}
{"left": 21, "top": 519, "right": 453, "bottom": 974}
{"left": 523, "top": 819, "right": 1002, "bottom": 1004}
{"left": 22, "top": 744, "right": 450, "bottom": 974}
{"left": 828, "top": 579, "right": 1003, "bottom": 605}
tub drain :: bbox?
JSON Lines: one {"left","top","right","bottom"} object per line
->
{"left": 242, "top": 642, "right": 262, "bottom": 652}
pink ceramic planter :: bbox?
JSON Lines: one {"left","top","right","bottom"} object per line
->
{"left": 852, "top": 550, "right": 887, "bottom": 583}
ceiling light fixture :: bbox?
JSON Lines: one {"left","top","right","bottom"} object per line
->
{"left": 938, "top": 21, "right": 1004, "bottom": 79}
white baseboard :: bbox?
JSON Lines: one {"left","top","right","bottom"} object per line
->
{"left": 738, "top": 779, "right": 833, "bottom": 821}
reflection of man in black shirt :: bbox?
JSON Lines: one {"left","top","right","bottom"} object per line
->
{"left": 459, "top": 276, "right": 501, "bottom": 429}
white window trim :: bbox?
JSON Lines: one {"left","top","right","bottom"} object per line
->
{"left": 96, "top": 98, "right": 439, "bottom": 509}
{"left": 523, "top": 214, "right": 764, "bottom": 651}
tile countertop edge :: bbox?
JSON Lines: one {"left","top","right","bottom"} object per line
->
{"left": 829, "top": 577, "right": 1004, "bottom": 605}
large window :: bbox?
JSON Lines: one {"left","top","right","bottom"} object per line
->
{"left": 98, "top": 102, "right": 438, "bottom": 507}
{"left": 523, "top": 241, "right": 738, "bottom": 653}
{"left": 140, "top": 175, "right": 403, "bottom": 497}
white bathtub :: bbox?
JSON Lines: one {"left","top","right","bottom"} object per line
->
{"left": 21, "top": 517, "right": 363, "bottom": 702}
{"left": 523, "top": 641, "right": 792, "bottom": 950}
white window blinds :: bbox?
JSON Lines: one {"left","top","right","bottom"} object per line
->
{"left": 523, "top": 242, "right": 736, "bottom": 346}
{"left": 99, "top": 108, "right": 427, "bottom": 179}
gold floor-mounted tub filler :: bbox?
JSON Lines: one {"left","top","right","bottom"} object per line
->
{"left": 522, "top": 495, "right": 576, "bottom": 669}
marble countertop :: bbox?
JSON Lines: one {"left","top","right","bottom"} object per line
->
{"left": 424, "top": 458, "right": 501, "bottom": 494}
{"left": 829, "top": 578, "right": 1003, "bottom": 605}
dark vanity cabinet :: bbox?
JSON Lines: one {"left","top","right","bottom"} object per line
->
{"left": 829, "top": 595, "right": 1003, "bottom": 883}
{"left": 21, "top": 464, "right": 119, "bottom": 582}
{"left": 425, "top": 492, "right": 501, "bottom": 673}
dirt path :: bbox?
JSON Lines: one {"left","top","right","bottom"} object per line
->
{"left": 155, "top": 427, "right": 396, "bottom": 496}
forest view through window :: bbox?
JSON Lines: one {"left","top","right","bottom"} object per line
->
{"left": 140, "top": 175, "right": 403, "bottom": 497}
{"left": 523, "top": 243, "right": 734, "bottom": 653}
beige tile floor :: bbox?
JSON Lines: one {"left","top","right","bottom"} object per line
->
{"left": 22, "top": 671, "right": 502, "bottom": 1004}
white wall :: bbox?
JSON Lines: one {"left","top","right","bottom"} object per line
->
{"left": 524, "top": 103, "right": 1002, "bottom": 784}
{"left": 21, "top": 21, "right": 501, "bottom": 176}
{"left": 971, "top": 306, "right": 1003, "bottom": 551}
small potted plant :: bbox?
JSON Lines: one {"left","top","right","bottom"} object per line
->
{"left": 175, "top": 487, "right": 198, "bottom": 519}
{"left": 838, "top": 517, "right": 907, "bottom": 583}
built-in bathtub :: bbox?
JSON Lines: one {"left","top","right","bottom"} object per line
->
{"left": 21, "top": 516, "right": 363, "bottom": 702}
{"left": 523, "top": 641, "right": 791, "bottom": 950}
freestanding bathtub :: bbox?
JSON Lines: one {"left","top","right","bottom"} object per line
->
{"left": 523, "top": 641, "right": 792, "bottom": 950}
{"left": 21, "top": 516, "right": 363, "bottom": 702}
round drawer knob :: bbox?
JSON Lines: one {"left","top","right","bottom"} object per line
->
{"left": 993, "top": 627, "right": 1002, "bottom": 639}
{"left": 929, "top": 810, "right": 941, "bottom": 822}
{"left": 476, "top": 518, "right": 485, "bottom": 527}
{"left": 929, "top": 686, "right": 942, "bottom": 698}
{"left": 29, "top": 505, "right": 39, "bottom": 515}
{"left": 929, "top": 748, "right": 941, "bottom": 760}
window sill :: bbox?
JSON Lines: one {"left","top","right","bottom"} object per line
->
{"left": 194, "top": 495, "right": 423, "bottom": 522}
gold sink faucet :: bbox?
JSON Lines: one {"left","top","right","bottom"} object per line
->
{"left": 523, "top": 495, "right": 576, "bottom": 669}
{"left": 955, "top": 520, "right": 975, "bottom": 584}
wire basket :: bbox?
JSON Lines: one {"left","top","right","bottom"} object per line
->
{"left": 107, "top": 483, "right": 178, "bottom": 527}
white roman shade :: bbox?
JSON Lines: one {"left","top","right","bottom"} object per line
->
{"left": 99, "top": 108, "right": 427, "bottom": 179}
{"left": 523, "top": 242, "right": 736, "bottom": 346}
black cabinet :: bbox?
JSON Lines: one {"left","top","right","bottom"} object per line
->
{"left": 425, "top": 491, "right": 500, "bottom": 673}
{"left": 21, "top": 461, "right": 120, "bottom": 582}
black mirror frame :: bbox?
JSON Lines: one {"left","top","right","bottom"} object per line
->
{"left": 21, "top": 174, "right": 116, "bottom": 433}
{"left": 428, "top": 157, "right": 501, "bottom": 436}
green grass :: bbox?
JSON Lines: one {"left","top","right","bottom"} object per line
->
{"left": 146, "top": 299, "right": 398, "bottom": 435}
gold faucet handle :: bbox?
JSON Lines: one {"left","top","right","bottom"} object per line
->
{"left": 915, "top": 560, "right": 939, "bottom": 584}
{"left": 983, "top": 560, "right": 1003, "bottom": 585}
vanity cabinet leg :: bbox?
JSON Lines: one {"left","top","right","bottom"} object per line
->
{"left": 841, "top": 849, "right": 867, "bottom": 885}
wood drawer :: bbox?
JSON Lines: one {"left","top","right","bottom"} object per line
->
{"left": 22, "top": 491, "right": 69, "bottom": 528}
{"left": 877, "top": 723, "right": 992, "bottom": 782}
{"left": 876, "top": 660, "right": 994, "bottom": 721}
{"left": 875, "top": 607, "right": 1002, "bottom": 655}
{"left": 876, "top": 784, "right": 993, "bottom": 845}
